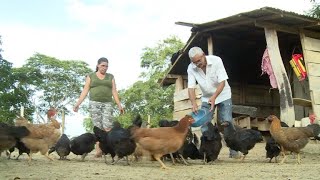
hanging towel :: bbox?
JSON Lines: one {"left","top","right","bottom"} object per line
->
{"left": 261, "top": 48, "right": 278, "bottom": 88}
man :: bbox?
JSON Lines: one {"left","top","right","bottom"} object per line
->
{"left": 187, "top": 46, "right": 238, "bottom": 158}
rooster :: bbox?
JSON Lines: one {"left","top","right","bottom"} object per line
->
{"left": 267, "top": 115, "right": 320, "bottom": 164}
{"left": 131, "top": 115, "right": 194, "bottom": 169}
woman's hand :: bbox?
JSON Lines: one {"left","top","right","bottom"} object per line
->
{"left": 73, "top": 104, "right": 79, "bottom": 112}
{"left": 118, "top": 104, "right": 124, "bottom": 114}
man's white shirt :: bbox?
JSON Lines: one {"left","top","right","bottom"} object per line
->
{"left": 187, "top": 55, "right": 231, "bottom": 104}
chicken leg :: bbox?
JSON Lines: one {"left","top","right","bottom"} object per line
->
{"left": 297, "top": 153, "right": 301, "bottom": 164}
{"left": 154, "top": 155, "right": 169, "bottom": 169}
{"left": 44, "top": 152, "right": 54, "bottom": 161}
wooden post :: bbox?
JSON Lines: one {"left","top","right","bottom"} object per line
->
{"left": 207, "top": 35, "right": 213, "bottom": 55}
{"left": 264, "top": 28, "right": 295, "bottom": 127}
{"left": 61, "top": 110, "right": 65, "bottom": 134}
{"left": 20, "top": 106, "right": 24, "bottom": 117}
{"left": 147, "top": 115, "right": 151, "bottom": 128}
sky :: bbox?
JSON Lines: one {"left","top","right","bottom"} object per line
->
{"left": 0, "top": 0, "right": 315, "bottom": 136}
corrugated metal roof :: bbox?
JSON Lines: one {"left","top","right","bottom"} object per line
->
{"left": 161, "top": 6, "right": 320, "bottom": 86}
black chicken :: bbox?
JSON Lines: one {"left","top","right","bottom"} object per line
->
{"left": 0, "top": 122, "right": 30, "bottom": 157}
{"left": 182, "top": 133, "right": 202, "bottom": 160}
{"left": 265, "top": 137, "right": 280, "bottom": 163}
{"left": 94, "top": 121, "right": 136, "bottom": 165}
{"left": 70, "top": 133, "right": 96, "bottom": 161}
{"left": 223, "top": 121, "right": 263, "bottom": 161}
{"left": 8, "top": 140, "right": 30, "bottom": 160}
{"left": 199, "top": 122, "right": 222, "bottom": 164}
{"left": 93, "top": 126, "right": 116, "bottom": 164}
{"left": 48, "top": 134, "right": 71, "bottom": 160}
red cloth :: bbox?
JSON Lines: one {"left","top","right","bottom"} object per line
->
{"left": 261, "top": 49, "right": 278, "bottom": 88}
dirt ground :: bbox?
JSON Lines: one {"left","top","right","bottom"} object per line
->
{"left": 1, "top": 141, "right": 320, "bottom": 180}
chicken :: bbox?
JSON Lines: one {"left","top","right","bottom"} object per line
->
{"left": 15, "top": 117, "right": 61, "bottom": 162}
{"left": 267, "top": 115, "right": 320, "bottom": 164}
{"left": 93, "top": 126, "right": 116, "bottom": 164}
{"left": 264, "top": 120, "right": 289, "bottom": 163}
{"left": 182, "top": 133, "right": 202, "bottom": 160}
{"left": 199, "top": 122, "right": 222, "bottom": 164}
{"left": 158, "top": 119, "right": 186, "bottom": 165}
{"left": 223, "top": 121, "right": 263, "bottom": 161}
{"left": 131, "top": 115, "right": 194, "bottom": 169}
{"left": 8, "top": 140, "right": 30, "bottom": 160}
{"left": 306, "top": 124, "right": 320, "bottom": 140}
{"left": 70, "top": 133, "right": 96, "bottom": 161}
{"left": 48, "top": 134, "right": 71, "bottom": 160}
{"left": 0, "top": 122, "right": 30, "bottom": 157}
{"left": 127, "top": 115, "right": 147, "bottom": 161}
{"left": 94, "top": 121, "right": 136, "bottom": 165}
{"left": 265, "top": 137, "right": 280, "bottom": 163}
{"left": 158, "top": 119, "right": 179, "bottom": 127}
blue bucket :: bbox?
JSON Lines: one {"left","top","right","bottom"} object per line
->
{"left": 190, "top": 108, "right": 212, "bottom": 127}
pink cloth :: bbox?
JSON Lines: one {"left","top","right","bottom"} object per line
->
{"left": 261, "top": 49, "right": 278, "bottom": 88}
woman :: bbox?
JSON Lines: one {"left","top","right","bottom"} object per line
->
{"left": 73, "top": 57, "right": 124, "bottom": 157}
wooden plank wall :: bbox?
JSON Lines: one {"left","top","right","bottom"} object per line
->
{"left": 230, "top": 82, "right": 280, "bottom": 117}
{"left": 173, "top": 85, "right": 202, "bottom": 120}
{"left": 300, "top": 34, "right": 320, "bottom": 119}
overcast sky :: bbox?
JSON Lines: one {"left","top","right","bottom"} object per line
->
{"left": 0, "top": 0, "right": 314, "bottom": 136}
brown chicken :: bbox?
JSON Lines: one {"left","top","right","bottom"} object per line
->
{"left": 267, "top": 115, "right": 316, "bottom": 164}
{"left": 131, "top": 115, "right": 194, "bottom": 169}
{"left": 15, "top": 116, "right": 61, "bottom": 162}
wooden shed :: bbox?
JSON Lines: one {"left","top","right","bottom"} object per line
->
{"left": 160, "top": 7, "right": 320, "bottom": 131}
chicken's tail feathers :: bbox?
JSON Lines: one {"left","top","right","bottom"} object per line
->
{"left": 10, "top": 126, "right": 30, "bottom": 139}
{"left": 132, "top": 114, "right": 143, "bottom": 127}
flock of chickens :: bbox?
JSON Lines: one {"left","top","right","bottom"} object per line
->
{"left": 1, "top": 114, "right": 320, "bottom": 169}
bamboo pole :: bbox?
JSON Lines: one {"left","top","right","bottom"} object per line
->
{"left": 20, "top": 106, "right": 24, "bottom": 117}
{"left": 147, "top": 115, "right": 151, "bottom": 128}
{"left": 61, "top": 110, "right": 65, "bottom": 134}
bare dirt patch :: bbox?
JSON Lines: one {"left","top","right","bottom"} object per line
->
{"left": 1, "top": 141, "right": 320, "bottom": 180}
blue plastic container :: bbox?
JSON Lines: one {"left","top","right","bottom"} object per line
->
{"left": 190, "top": 108, "right": 211, "bottom": 127}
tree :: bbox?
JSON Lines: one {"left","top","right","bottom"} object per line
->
{"left": 22, "top": 53, "right": 92, "bottom": 122}
{"left": 116, "top": 36, "right": 184, "bottom": 127}
{"left": 0, "top": 37, "right": 35, "bottom": 124}
{"left": 308, "top": 0, "right": 320, "bottom": 18}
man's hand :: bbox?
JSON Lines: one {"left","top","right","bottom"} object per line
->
{"left": 208, "top": 96, "right": 216, "bottom": 112}
{"left": 192, "top": 104, "right": 198, "bottom": 114}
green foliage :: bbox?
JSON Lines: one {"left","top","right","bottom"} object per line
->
{"left": 22, "top": 53, "right": 92, "bottom": 121}
{"left": 0, "top": 35, "right": 2, "bottom": 59}
{"left": 0, "top": 59, "right": 35, "bottom": 124}
{"left": 83, "top": 117, "right": 93, "bottom": 132}
{"left": 308, "top": 0, "right": 320, "bottom": 18}
{"left": 115, "top": 36, "right": 184, "bottom": 127}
